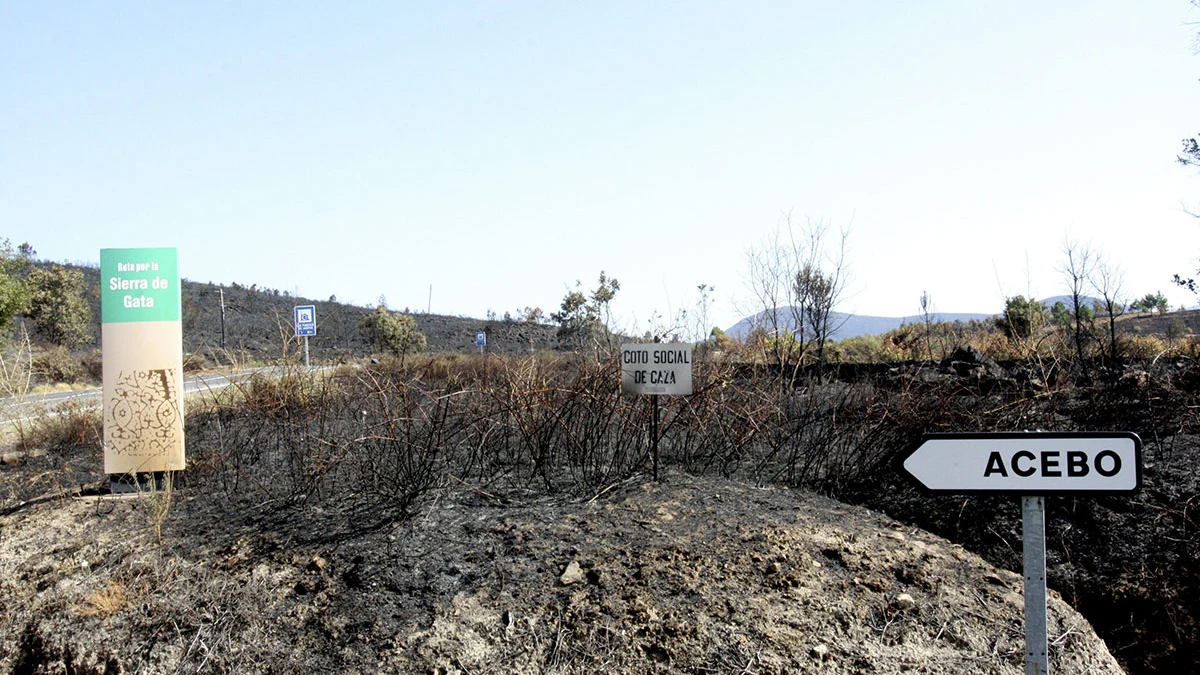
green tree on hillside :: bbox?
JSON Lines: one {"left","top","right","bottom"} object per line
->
{"left": 590, "top": 271, "right": 620, "bottom": 335}
{"left": 997, "top": 296, "right": 1047, "bottom": 341}
{"left": 1130, "top": 292, "right": 1170, "bottom": 315}
{"left": 551, "top": 287, "right": 593, "bottom": 349}
{"left": 1050, "top": 300, "right": 1094, "bottom": 331}
{"left": 794, "top": 262, "right": 841, "bottom": 372}
{"left": 1050, "top": 301, "right": 1072, "bottom": 329}
{"left": 709, "top": 326, "right": 734, "bottom": 349}
{"left": 359, "top": 306, "right": 427, "bottom": 357}
{"left": 27, "top": 265, "right": 92, "bottom": 347}
{"left": 516, "top": 306, "right": 545, "bottom": 352}
{"left": 552, "top": 272, "right": 620, "bottom": 350}
{"left": 517, "top": 306, "right": 544, "bottom": 324}
{"left": 0, "top": 239, "right": 34, "bottom": 339}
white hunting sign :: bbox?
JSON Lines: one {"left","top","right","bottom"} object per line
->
{"left": 620, "top": 343, "right": 693, "bottom": 396}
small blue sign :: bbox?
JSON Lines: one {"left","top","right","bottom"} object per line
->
{"left": 475, "top": 331, "right": 486, "bottom": 348}
{"left": 295, "top": 305, "right": 317, "bottom": 337}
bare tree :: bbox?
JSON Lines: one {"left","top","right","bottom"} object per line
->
{"left": 692, "top": 283, "right": 715, "bottom": 345}
{"left": 741, "top": 215, "right": 850, "bottom": 385}
{"left": 919, "top": 290, "right": 935, "bottom": 362}
{"left": 1091, "top": 255, "right": 1126, "bottom": 364}
{"left": 1059, "top": 238, "right": 1096, "bottom": 375}
{"left": 643, "top": 307, "right": 687, "bottom": 344}
{"left": 742, "top": 219, "right": 804, "bottom": 384}
{"left": 517, "top": 306, "right": 544, "bottom": 353}
{"left": 794, "top": 223, "right": 850, "bottom": 378}
{"left": 589, "top": 271, "right": 621, "bottom": 351}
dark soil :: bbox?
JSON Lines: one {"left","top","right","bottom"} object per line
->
{"left": 0, "top": 463, "right": 1123, "bottom": 674}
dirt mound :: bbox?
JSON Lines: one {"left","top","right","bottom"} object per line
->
{"left": 0, "top": 472, "right": 1121, "bottom": 674}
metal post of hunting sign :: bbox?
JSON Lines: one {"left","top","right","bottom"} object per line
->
{"left": 100, "top": 248, "right": 185, "bottom": 477}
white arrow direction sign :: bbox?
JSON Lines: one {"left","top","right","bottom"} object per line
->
{"left": 900, "top": 432, "right": 1142, "bottom": 495}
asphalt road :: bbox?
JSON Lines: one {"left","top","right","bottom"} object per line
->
{"left": 0, "top": 366, "right": 331, "bottom": 428}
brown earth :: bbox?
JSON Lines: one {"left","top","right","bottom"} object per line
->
{"left": 0, "top": 461, "right": 1123, "bottom": 674}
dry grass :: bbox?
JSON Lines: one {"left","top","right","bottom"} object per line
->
{"left": 12, "top": 402, "right": 101, "bottom": 456}
{"left": 27, "top": 382, "right": 90, "bottom": 395}
{"left": 141, "top": 472, "right": 175, "bottom": 545}
{"left": 72, "top": 580, "right": 130, "bottom": 619}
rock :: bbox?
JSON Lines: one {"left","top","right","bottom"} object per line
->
{"left": 810, "top": 644, "right": 829, "bottom": 659}
{"left": 944, "top": 345, "right": 988, "bottom": 366}
{"left": 984, "top": 573, "right": 1008, "bottom": 587}
{"left": 308, "top": 556, "right": 328, "bottom": 573}
{"left": 892, "top": 593, "right": 916, "bottom": 611}
{"left": 941, "top": 345, "right": 1006, "bottom": 379}
{"left": 559, "top": 560, "right": 585, "bottom": 586}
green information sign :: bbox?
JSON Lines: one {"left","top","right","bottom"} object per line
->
{"left": 100, "top": 248, "right": 180, "bottom": 323}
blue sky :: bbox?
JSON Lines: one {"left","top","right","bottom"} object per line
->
{"left": 4, "top": 2, "right": 1200, "bottom": 336}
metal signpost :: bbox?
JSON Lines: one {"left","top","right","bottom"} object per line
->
{"left": 294, "top": 305, "right": 316, "bottom": 367}
{"left": 899, "top": 432, "right": 1142, "bottom": 675}
{"left": 620, "top": 342, "right": 693, "bottom": 481}
{"left": 476, "top": 331, "right": 486, "bottom": 354}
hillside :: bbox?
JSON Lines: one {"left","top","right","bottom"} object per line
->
{"left": 1117, "top": 307, "right": 1200, "bottom": 338}
{"left": 726, "top": 302, "right": 1198, "bottom": 344}
{"left": 726, "top": 309, "right": 994, "bottom": 342}
{"left": 49, "top": 262, "right": 562, "bottom": 363}
{"left": 31, "top": 262, "right": 1200, "bottom": 366}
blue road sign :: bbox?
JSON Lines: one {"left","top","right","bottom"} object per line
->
{"left": 475, "top": 331, "right": 486, "bottom": 348}
{"left": 295, "top": 305, "right": 317, "bottom": 337}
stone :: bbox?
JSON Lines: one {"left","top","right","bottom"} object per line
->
{"left": 559, "top": 560, "right": 585, "bottom": 586}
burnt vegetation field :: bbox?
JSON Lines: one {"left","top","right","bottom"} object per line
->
{"left": 3, "top": 254, "right": 1200, "bottom": 673}
{"left": 4, "top": 342, "right": 1200, "bottom": 674}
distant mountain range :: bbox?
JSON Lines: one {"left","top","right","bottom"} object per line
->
{"left": 725, "top": 296, "right": 1107, "bottom": 342}
{"left": 726, "top": 310, "right": 994, "bottom": 342}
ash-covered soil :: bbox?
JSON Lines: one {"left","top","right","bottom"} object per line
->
{"left": 0, "top": 470, "right": 1122, "bottom": 674}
